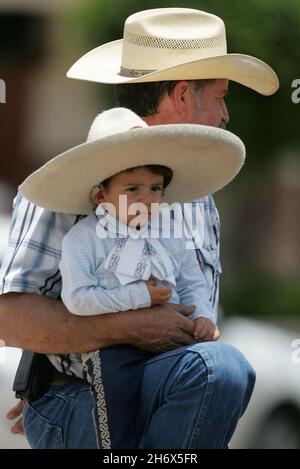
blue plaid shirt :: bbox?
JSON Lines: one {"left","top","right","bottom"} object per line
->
{"left": 0, "top": 193, "right": 222, "bottom": 375}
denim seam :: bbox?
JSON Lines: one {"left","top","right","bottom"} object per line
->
{"left": 144, "top": 343, "right": 208, "bottom": 367}
{"left": 188, "top": 349, "right": 214, "bottom": 449}
{"left": 45, "top": 384, "right": 89, "bottom": 400}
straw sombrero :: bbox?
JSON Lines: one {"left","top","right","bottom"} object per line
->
{"left": 67, "top": 8, "right": 279, "bottom": 96}
{"left": 19, "top": 107, "right": 246, "bottom": 215}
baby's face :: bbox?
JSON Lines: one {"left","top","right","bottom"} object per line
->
{"left": 100, "top": 167, "right": 164, "bottom": 225}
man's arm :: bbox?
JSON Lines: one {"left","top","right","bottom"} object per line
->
{"left": 0, "top": 292, "right": 196, "bottom": 354}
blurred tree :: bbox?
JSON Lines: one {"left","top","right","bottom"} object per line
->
{"left": 221, "top": 274, "right": 300, "bottom": 317}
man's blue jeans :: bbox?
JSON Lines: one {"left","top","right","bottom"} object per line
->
{"left": 23, "top": 341, "right": 255, "bottom": 449}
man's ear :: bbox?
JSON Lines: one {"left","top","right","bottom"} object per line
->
{"left": 170, "top": 81, "right": 193, "bottom": 117}
{"left": 90, "top": 185, "right": 106, "bottom": 205}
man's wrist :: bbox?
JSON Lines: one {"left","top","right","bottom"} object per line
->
{"left": 99, "top": 308, "right": 149, "bottom": 347}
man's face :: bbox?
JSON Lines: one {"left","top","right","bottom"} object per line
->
{"left": 187, "top": 78, "right": 229, "bottom": 128}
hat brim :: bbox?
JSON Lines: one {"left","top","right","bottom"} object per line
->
{"left": 67, "top": 39, "right": 279, "bottom": 96}
{"left": 19, "top": 125, "right": 245, "bottom": 215}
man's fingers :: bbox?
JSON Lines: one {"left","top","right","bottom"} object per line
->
{"left": 6, "top": 400, "right": 25, "bottom": 420}
{"left": 7, "top": 400, "right": 25, "bottom": 436}
{"left": 11, "top": 418, "right": 24, "bottom": 435}
{"left": 175, "top": 331, "right": 197, "bottom": 346}
{"left": 132, "top": 304, "right": 198, "bottom": 353}
{"left": 169, "top": 303, "right": 196, "bottom": 316}
{"left": 153, "top": 330, "right": 197, "bottom": 351}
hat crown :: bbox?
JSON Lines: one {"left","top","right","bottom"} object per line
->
{"left": 87, "top": 107, "right": 148, "bottom": 143}
{"left": 126, "top": 8, "right": 225, "bottom": 40}
{"left": 121, "top": 8, "right": 227, "bottom": 76}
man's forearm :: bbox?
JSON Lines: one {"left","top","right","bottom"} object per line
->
{"left": 0, "top": 293, "right": 196, "bottom": 354}
{"left": 0, "top": 293, "right": 135, "bottom": 353}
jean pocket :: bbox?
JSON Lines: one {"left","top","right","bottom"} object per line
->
{"left": 23, "top": 403, "right": 63, "bottom": 449}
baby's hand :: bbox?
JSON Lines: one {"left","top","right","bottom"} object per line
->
{"left": 146, "top": 278, "right": 172, "bottom": 305}
{"left": 194, "top": 317, "right": 220, "bottom": 342}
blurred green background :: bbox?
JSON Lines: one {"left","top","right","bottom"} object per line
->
{"left": 1, "top": 0, "right": 300, "bottom": 319}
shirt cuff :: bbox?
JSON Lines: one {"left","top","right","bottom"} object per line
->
{"left": 0, "top": 280, "right": 42, "bottom": 296}
{"left": 128, "top": 281, "right": 151, "bottom": 309}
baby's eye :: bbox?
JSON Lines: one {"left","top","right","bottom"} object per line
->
{"left": 151, "top": 186, "right": 163, "bottom": 192}
{"left": 126, "top": 186, "right": 139, "bottom": 192}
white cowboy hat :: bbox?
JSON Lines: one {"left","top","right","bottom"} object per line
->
{"left": 67, "top": 8, "right": 279, "bottom": 96}
{"left": 19, "top": 107, "right": 245, "bottom": 215}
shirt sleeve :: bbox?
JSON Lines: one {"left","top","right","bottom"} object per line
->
{"left": 60, "top": 226, "right": 151, "bottom": 316}
{"left": 181, "top": 196, "right": 221, "bottom": 322}
{"left": 175, "top": 238, "right": 215, "bottom": 323}
{"left": 0, "top": 193, "right": 76, "bottom": 298}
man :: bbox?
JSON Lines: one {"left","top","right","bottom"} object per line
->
{"left": 1, "top": 8, "right": 278, "bottom": 448}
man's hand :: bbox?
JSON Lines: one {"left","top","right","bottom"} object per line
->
{"left": 127, "top": 302, "right": 197, "bottom": 353}
{"left": 194, "top": 317, "right": 220, "bottom": 342}
{"left": 146, "top": 278, "right": 172, "bottom": 305}
{"left": 6, "top": 400, "right": 25, "bottom": 435}
{"left": 0, "top": 292, "right": 196, "bottom": 355}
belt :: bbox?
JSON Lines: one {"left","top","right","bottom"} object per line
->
{"left": 50, "top": 368, "right": 83, "bottom": 386}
